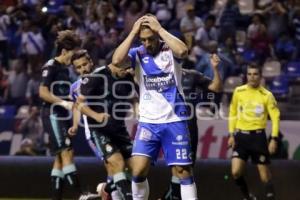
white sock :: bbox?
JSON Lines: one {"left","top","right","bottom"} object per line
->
{"left": 181, "top": 182, "right": 198, "bottom": 200}
{"left": 111, "top": 190, "right": 123, "bottom": 200}
{"left": 132, "top": 179, "right": 149, "bottom": 200}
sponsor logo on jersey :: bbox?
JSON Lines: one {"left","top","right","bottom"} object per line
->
{"left": 142, "top": 57, "right": 149, "bottom": 63}
{"left": 172, "top": 141, "right": 188, "bottom": 145}
{"left": 143, "top": 73, "right": 176, "bottom": 92}
{"left": 255, "top": 104, "right": 264, "bottom": 117}
{"left": 143, "top": 92, "right": 151, "bottom": 100}
{"left": 172, "top": 135, "right": 188, "bottom": 145}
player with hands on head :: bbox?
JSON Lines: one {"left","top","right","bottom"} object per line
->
{"left": 113, "top": 14, "right": 198, "bottom": 200}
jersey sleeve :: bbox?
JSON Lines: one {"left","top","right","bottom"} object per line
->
{"left": 267, "top": 93, "right": 280, "bottom": 137}
{"left": 128, "top": 47, "right": 139, "bottom": 69}
{"left": 80, "top": 76, "right": 97, "bottom": 97}
{"left": 70, "top": 80, "right": 80, "bottom": 102}
{"left": 40, "top": 65, "right": 55, "bottom": 88}
{"left": 228, "top": 88, "right": 238, "bottom": 134}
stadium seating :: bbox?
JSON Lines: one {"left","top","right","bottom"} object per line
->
{"left": 196, "top": 106, "right": 217, "bottom": 119}
{"left": 238, "top": 0, "right": 254, "bottom": 15}
{"left": 268, "top": 75, "right": 289, "bottom": 100}
{"left": 223, "top": 76, "right": 243, "bottom": 93}
{"left": 262, "top": 60, "right": 281, "bottom": 79}
{"left": 285, "top": 61, "right": 300, "bottom": 80}
{"left": 236, "top": 30, "right": 247, "bottom": 46}
{"left": 0, "top": 105, "right": 16, "bottom": 118}
{"left": 223, "top": 76, "right": 243, "bottom": 104}
{"left": 289, "top": 84, "right": 300, "bottom": 99}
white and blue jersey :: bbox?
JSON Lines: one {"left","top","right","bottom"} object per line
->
{"left": 70, "top": 79, "right": 101, "bottom": 158}
{"left": 129, "top": 42, "right": 193, "bottom": 165}
{"left": 129, "top": 43, "right": 188, "bottom": 123}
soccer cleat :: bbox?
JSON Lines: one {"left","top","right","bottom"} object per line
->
{"left": 96, "top": 182, "right": 112, "bottom": 200}
{"left": 78, "top": 192, "right": 101, "bottom": 200}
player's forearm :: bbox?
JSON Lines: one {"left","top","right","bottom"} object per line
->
{"left": 78, "top": 104, "right": 99, "bottom": 121}
{"left": 208, "top": 68, "right": 222, "bottom": 92}
{"left": 112, "top": 32, "right": 136, "bottom": 66}
{"left": 158, "top": 28, "right": 188, "bottom": 58}
{"left": 39, "top": 86, "right": 67, "bottom": 105}
{"left": 72, "top": 108, "right": 81, "bottom": 128}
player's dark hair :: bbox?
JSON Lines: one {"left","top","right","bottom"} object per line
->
{"left": 71, "top": 49, "right": 91, "bottom": 64}
{"left": 55, "top": 30, "right": 81, "bottom": 55}
{"left": 247, "top": 62, "right": 262, "bottom": 75}
{"left": 139, "top": 13, "right": 157, "bottom": 34}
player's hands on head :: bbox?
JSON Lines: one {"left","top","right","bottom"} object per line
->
{"left": 268, "top": 139, "right": 277, "bottom": 155}
{"left": 228, "top": 135, "right": 235, "bottom": 149}
{"left": 132, "top": 16, "right": 146, "bottom": 35}
{"left": 68, "top": 126, "right": 78, "bottom": 137}
{"left": 210, "top": 54, "right": 220, "bottom": 69}
{"left": 142, "top": 15, "right": 162, "bottom": 33}
{"left": 94, "top": 112, "right": 110, "bottom": 123}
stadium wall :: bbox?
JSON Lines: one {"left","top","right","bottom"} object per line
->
{"left": 0, "top": 156, "right": 299, "bottom": 200}
{"left": 1, "top": 118, "right": 300, "bottom": 160}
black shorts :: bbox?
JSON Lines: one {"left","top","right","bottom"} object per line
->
{"left": 90, "top": 126, "right": 133, "bottom": 161}
{"left": 187, "top": 116, "right": 198, "bottom": 164}
{"left": 41, "top": 107, "right": 72, "bottom": 155}
{"left": 232, "top": 130, "right": 270, "bottom": 164}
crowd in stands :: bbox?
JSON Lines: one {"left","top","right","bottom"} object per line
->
{"left": 0, "top": 0, "right": 300, "bottom": 153}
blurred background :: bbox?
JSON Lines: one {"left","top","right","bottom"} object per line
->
{"left": 1, "top": 0, "right": 300, "bottom": 199}
{"left": 0, "top": 0, "right": 300, "bottom": 162}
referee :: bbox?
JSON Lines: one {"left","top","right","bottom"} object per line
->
{"left": 228, "top": 63, "right": 280, "bottom": 200}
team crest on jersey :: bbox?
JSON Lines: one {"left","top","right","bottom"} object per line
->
{"left": 65, "top": 138, "right": 71, "bottom": 146}
{"left": 105, "top": 144, "right": 113, "bottom": 153}
{"left": 161, "top": 53, "right": 171, "bottom": 62}
{"left": 259, "top": 155, "right": 266, "bottom": 162}
{"left": 42, "top": 69, "right": 48, "bottom": 77}
{"left": 82, "top": 77, "right": 89, "bottom": 84}
{"left": 139, "top": 127, "right": 152, "bottom": 141}
{"left": 176, "top": 135, "right": 183, "bottom": 141}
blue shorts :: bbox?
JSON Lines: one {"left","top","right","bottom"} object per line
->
{"left": 132, "top": 121, "right": 193, "bottom": 166}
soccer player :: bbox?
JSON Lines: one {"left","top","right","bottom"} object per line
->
{"left": 68, "top": 50, "right": 100, "bottom": 159}
{"left": 112, "top": 14, "right": 198, "bottom": 200}
{"left": 160, "top": 54, "right": 222, "bottom": 200}
{"left": 39, "top": 30, "right": 82, "bottom": 200}
{"left": 228, "top": 63, "right": 280, "bottom": 200}
{"left": 70, "top": 50, "right": 135, "bottom": 200}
